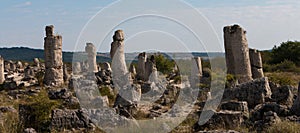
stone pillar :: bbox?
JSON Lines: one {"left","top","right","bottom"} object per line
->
{"left": 103, "top": 62, "right": 112, "bottom": 72}
{"left": 24, "top": 66, "right": 35, "bottom": 80}
{"left": 33, "top": 58, "right": 40, "bottom": 68}
{"left": 0, "top": 56, "right": 5, "bottom": 84}
{"left": 249, "top": 49, "right": 264, "bottom": 79}
{"left": 72, "top": 62, "right": 81, "bottom": 75}
{"left": 137, "top": 52, "right": 147, "bottom": 81}
{"left": 16, "top": 61, "right": 23, "bottom": 69}
{"left": 110, "top": 30, "right": 141, "bottom": 112}
{"left": 110, "top": 30, "right": 130, "bottom": 87}
{"left": 43, "top": 25, "right": 64, "bottom": 86}
{"left": 190, "top": 57, "right": 202, "bottom": 88}
{"left": 145, "top": 55, "right": 156, "bottom": 82}
{"left": 63, "top": 64, "right": 70, "bottom": 83}
{"left": 85, "top": 43, "right": 98, "bottom": 73}
{"left": 291, "top": 82, "right": 300, "bottom": 116}
{"left": 129, "top": 64, "right": 136, "bottom": 75}
{"left": 224, "top": 24, "right": 252, "bottom": 83}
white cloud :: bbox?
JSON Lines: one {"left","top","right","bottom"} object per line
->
{"left": 13, "top": 1, "right": 32, "bottom": 8}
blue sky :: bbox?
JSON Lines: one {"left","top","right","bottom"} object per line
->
{"left": 0, "top": 0, "right": 299, "bottom": 52}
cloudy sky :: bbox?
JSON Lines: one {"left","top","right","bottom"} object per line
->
{"left": 0, "top": 0, "right": 299, "bottom": 52}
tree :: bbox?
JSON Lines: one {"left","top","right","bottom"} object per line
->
{"left": 271, "top": 41, "right": 300, "bottom": 66}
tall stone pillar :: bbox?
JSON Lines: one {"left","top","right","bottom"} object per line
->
{"left": 145, "top": 55, "right": 157, "bottom": 82}
{"left": 0, "top": 56, "right": 5, "bottom": 84}
{"left": 111, "top": 30, "right": 141, "bottom": 112}
{"left": 43, "top": 25, "right": 64, "bottom": 86}
{"left": 249, "top": 49, "right": 264, "bottom": 79}
{"left": 224, "top": 24, "right": 252, "bottom": 83}
{"left": 190, "top": 57, "right": 202, "bottom": 88}
{"left": 85, "top": 43, "right": 98, "bottom": 73}
{"left": 110, "top": 30, "right": 130, "bottom": 87}
{"left": 136, "top": 52, "right": 146, "bottom": 81}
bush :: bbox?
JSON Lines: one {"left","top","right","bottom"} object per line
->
{"left": 263, "top": 60, "right": 300, "bottom": 73}
{"left": 23, "top": 89, "right": 61, "bottom": 132}
{"left": 154, "top": 54, "right": 175, "bottom": 75}
{"left": 271, "top": 41, "right": 300, "bottom": 66}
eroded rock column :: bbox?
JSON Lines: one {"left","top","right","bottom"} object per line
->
{"left": 291, "top": 82, "right": 300, "bottom": 116}
{"left": 110, "top": 30, "right": 130, "bottom": 87}
{"left": 43, "top": 25, "right": 64, "bottom": 86}
{"left": 85, "top": 43, "right": 98, "bottom": 73}
{"left": 0, "top": 56, "right": 5, "bottom": 84}
{"left": 145, "top": 55, "right": 156, "bottom": 82}
{"left": 249, "top": 49, "right": 264, "bottom": 79}
{"left": 224, "top": 24, "right": 252, "bottom": 83}
{"left": 137, "top": 52, "right": 146, "bottom": 81}
{"left": 190, "top": 57, "right": 203, "bottom": 88}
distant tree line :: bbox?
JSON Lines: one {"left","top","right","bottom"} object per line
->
{"left": 261, "top": 41, "right": 300, "bottom": 73}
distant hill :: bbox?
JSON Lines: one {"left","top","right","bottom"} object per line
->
{"left": 0, "top": 47, "right": 224, "bottom": 63}
{"left": 0, "top": 47, "right": 111, "bottom": 63}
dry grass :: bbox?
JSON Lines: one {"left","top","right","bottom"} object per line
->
{"left": 265, "top": 72, "right": 300, "bottom": 87}
{"left": 265, "top": 121, "right": 300, "bottom": 133}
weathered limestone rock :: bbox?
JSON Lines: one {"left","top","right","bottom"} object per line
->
{"left": 110, "top": 30, "right": 141, "bottom": 118}
{"left": 103, "top": 62, "right": 111, "bottom": 72}
{"left": 291, "top": 82, "right": 300, "bottom": 116}
{"left": 137, "top": 52, "right": 147, "bottom": 80}
{"left": 144, "top": 55, "right": 156, "bottom": 82}
{"left": 72, "top": 62, "right": 81, "bottom": 75}
{"left": 24, "top": 128, "right": 37, "bottom": 133}
{"left": 129, "top": 64, "right": 136, "bottom": 75}
{"left": 223, "top": 77, "right": 272, "bottom": 109}
{"left": 33, "top": 58, "right": 40, "bottom": 68}
{"left": 220, "top": 101, "right": 249, "bottom": 117}
{"left": 43, "top": 25, "right": 64, "bottom": 86}
{"left": 51, "top": 109, "right": 93, "bottom": 131}
{"left": 24, "top": 66, "right": 35, "bottom": 80}
{"left": 190, "top": 57, "right": 203, "bottom": 88}
{"left": 110, "top": 30, "right": 130, "bottom": 87}
{"left": 63, "top": 64, "right": 70, "bottom": 82}
{"left": 271, "top": 85, "right": 294, "bottom": 107}
{"left": 0, "top": 56, "right": 4, "bottom": 84}
{"left": 85, "top": 43, "right": 98, "bottom": 73}
{"left": 16, "top": 61, "right": 23, "bottom": 69}
{"left": 249, "top": 49, "right": 264, "bottom": 79}
{"left": 197, "top": 110, "right": 244, "bottom": 130}
{"left": 224, "top": 24, "right": 252, "bottom": 83}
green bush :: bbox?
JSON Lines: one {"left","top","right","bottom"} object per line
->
{"left": 271, "top": 41, "right": 300, "bottom": 66}
{"left": 25, "top": 90, "right": 61, "bottom": 132}
{"left": 263, "top": 60, "right": 300, "bottom": 73}
{"left": 154, "top": 54, "right": 175, "bottom": 75}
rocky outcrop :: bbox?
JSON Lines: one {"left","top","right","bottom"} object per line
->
{"left": 43, "top": 25, "right": 64, "bottom": 86}
{"left": 271, "top": 85, "right": 294, "bottom": 107}
{"left": 51, "top": 109, "right": 94, "bottom": 131}
{"left": 223, "top": 77, "right": 272, "bottom": 109}
{"left": 197, "top": 110, "right": 244, "bottom": 130}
